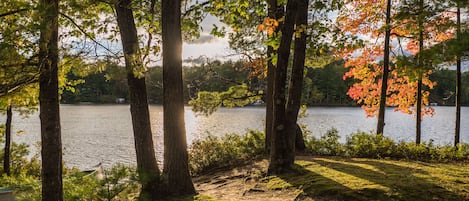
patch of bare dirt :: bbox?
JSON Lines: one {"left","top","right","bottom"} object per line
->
{"left": 193, "top": 160, "right": 313, "bottom": 201}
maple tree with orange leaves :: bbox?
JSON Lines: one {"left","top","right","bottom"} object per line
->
{"left": 337, "top": 0, "right": 455, "bottom": 121}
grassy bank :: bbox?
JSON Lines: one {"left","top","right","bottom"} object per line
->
{"left": 185, "top": 156, "right": 469, "bottom": 201}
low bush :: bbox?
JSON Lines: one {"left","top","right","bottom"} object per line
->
{"left": 188, "top": 130, "right": 265, "bottom": 175}
{"left": 305, "top": 128, "right": 345, "bottom": 156}
{"left": 304, "top": 129, "right": 469, "bottom": 162}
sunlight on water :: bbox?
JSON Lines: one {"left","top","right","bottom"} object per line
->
{"left": 0, "top": 105, "right": 467, "bottom": 170}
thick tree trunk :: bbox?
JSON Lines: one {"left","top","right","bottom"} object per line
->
{"left": 285, "top": 0, "right": 308, "bottom": 154}
{"left": 38, "top": 0, "right": 63, "bottom": 199}
{"left": 115, "top": 0, "right": 161, "bottom": 199}
{"left": 268, "top": 0, "right": 298, "bottom": 175}
{"left": 454, "top": 5, "right": 461, "bottom": 147}
{"left": 162, "top": 0, "right": 196, "bottom": 196}
{"left": 377, "top": 0, "right": 392, "bottom": 135}
{"left": 3, "top": 105, "right": 12, "bottom": 176}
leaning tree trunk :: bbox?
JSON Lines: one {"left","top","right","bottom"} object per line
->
{"left": 285, "top": 0, "right": 308, "bottom": 154}
{"left": 115, "top": 0, "right": 161, "bottom": 199}
{"left": 268, "top": 0, "right": 298, "bottom": 175}
{"left": 454, "top": 4, "right": 461, "bottom": 147}
{"left": 162, "top": 0, "right": 196, "bottom": 196}
{"left": 3, "top": 104, "right": 12, "bottom": 176}
{"left": 377, "top": 0, "right": 392, "bottom": 135}
{"left": 38, "top": 0, "right": 63, "bottom": 200}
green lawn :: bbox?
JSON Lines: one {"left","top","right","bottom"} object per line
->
{"left": 264, "top": 157, "right": 469, "bottom": 201}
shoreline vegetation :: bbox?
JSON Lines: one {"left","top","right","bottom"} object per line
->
{"left": 1, "top": 129, "right": 468, "bottom": 200}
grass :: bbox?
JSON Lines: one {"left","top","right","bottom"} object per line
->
{"left": 265, "top": 156, "right": 469, "bottom": 201}
{"left": 185, "top": 156, "right": 469, "bottom": 201}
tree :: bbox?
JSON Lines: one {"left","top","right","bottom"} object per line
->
{"left": 162, "top": 0, "right": 196, "bottom": 196}
{"left": 393, "top": 0, "right": 454, "bottom": 144}
{"left": 38, "top": 0, "right": 63, "bottom": 199}
{"left": 2, "top": 104, "right": 12, "bottom": 175}
{"left": 268, "top": 0, "right": 308, "bottom": 174}
{"left": 377, "top": 0, "right": 392, "bottom": 135}
{"left": 114, "top": 0, "right": 161, "bottom": 199}
{"left": 454, "top": 0, "right": 463, "bottom": 146}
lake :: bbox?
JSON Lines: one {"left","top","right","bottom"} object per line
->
{"left": 1, "top": 105, "right": 467, "bottom": 170}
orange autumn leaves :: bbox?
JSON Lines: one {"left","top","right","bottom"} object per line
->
{"left": 258, "top": 17, "right": 280, "bottom": 36}
{"left": 338, "top": 0, "right": 454, "bottom": 118}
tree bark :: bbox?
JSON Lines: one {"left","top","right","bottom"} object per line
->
{"left": 264, "top": 0, "right": 277, "bottom": 153}
{"left": 416, "top": 0, "right": 424, "bottom": 145}
{"left": 38, "top": 0, "right": 63, "bottom": 199}
{"left": 416, "top": 76, "right": 422, "bottom": 144}
{"left": 162, "top": 0, "right": 196, "bottom": 196}
{"left": 377, "top": 0, "right": 392, "bottom": 135}
{"left": 3, "top": 104, "right": 12, "bottom": 176}
{"left": 286, "top": 0, "right": 308, "bottom": 154}
{"left": 115, "top": 0, "right": 161, "bottom": 199}
{"left": 454, "top": 4, "right": 461, "bottom": 147}
{"left": 268, "top": 0, "right": 298, "bottom": 175}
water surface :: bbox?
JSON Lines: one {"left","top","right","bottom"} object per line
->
{"left": 1, "top": 105, "right": 467, "bottom": 169}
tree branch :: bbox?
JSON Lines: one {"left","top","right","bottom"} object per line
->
{"left": 0, "top": 74, "right": 39, "bottom": 97}
{"left": 0, "top": 8, "right": 28, "bottom": 18}
{"left": 182, "top": 1, "right": 210, "bottom": 18}
{"left": 59, "top": 12, "right": 120, "bottom": 57}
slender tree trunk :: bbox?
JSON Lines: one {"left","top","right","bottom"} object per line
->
{"left": 416, "top": 0, "right": 424, "bottom": 145}
{"left": 454, "top": 4, "right": 461, "bottom": 147}
{"left": 115, "top": 0, "right": 161, "bottom": 199}
{"left": 38, "top": 0, "right": 63, "bottom": 199}
{"left": 285, "top": 0, "right": 308, "bottom": 154}
{"left": 3, "top": 104, "right": 12, "bottom": 176}
{"left": 377, "top": 0, "right": 392, "bottom": 135}
{"left": 268, "top": 0, "right": 298, "bottom": 175}
{"left": 162, "top": 0, "right": 196, "bottom": 196}
{"left": 416, "top": 76, "right": 422, "bottom": 144}
{"left": 265, "top": 0, "right": 277, "bottom": 153}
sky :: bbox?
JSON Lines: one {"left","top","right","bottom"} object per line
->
{"left": 182, "top": 14, "right": 237, "bottom": 65}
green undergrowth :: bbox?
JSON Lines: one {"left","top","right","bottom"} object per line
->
{"left": 188, "top": 130, "right": 265, "bottom": 175}
{"left": 188, "top": 128, "right": 469, "bottom": 175}
{"left": 261, "top": 157, "right": 469, "bottom": 201}
{"left": 306, "top": 128, "right": 469, "bottom": 161}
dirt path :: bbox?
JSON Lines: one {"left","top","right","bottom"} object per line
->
{"left": 193, "top": 160, "right": 310, "bottom": 201}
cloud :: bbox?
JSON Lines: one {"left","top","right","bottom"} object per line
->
{"left": 187, "top": 34, "right": 218, "bottom": 44}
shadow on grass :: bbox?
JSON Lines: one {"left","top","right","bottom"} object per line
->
{"left": 275, "top": 164, "right": 382, "bottom": 200}
{"left": 281, "top": 157, "right": 467, "bottom": 201}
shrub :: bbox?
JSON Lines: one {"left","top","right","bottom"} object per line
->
{"left": 188, "top": 130, "right": 265, "bottom": 175}
{"left": 304, "top": 129, "right": 469, "bottom": 162}
{"left": 345, "top": 132, "right": 395, "bottom": 158}
{"left": 305, "top": 128, "right": 345, "bottom": 156}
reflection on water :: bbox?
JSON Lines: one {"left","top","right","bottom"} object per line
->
{"left": 1, "top": 105, "right": 467, "bottom": 169}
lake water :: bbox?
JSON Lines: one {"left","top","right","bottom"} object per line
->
{"left": 1, "top": 105, "right": 467, "bottom": 170}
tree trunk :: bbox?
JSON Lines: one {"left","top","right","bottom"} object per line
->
{"left": 264, "top": 0, "right": 277, "bottom": 153}
{"left": 454, "top": 4, "right": 461, "bottom": 147}
{"left": 377, "top": 0, "right": 392, "bottom": 135}
{"left": 162, "top": 0, "right": 196, "bottom": 196}
{"left": 38, "top": 0, "right": 63, "bottom": 199}
{"left": 416, "top": 76, "right": 422, "bottom": 144}
{"left": 416, "top": 0, "right": 424, "bottom": 145}
{"left": 3, "top": 104, "right": 12, "bottom": 176}
{"left": 115, "top": 0, "right": 161, "bottom": 199}
{"left": 268, "top": 0, "right": 298, "bottom": 175}
{"left": 286, "top": 0, "right": 308, "bottom": 154}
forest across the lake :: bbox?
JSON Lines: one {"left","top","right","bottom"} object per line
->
{"left": 61, "top": 60, "right": 469, "bottom": 107}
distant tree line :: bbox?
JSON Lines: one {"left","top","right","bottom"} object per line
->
{"left": 61, "top": 60, "right": 469, "bottom": 107}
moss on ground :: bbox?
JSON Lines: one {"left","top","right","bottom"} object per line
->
{"left": 259, "top": 157, "right": 469, "bottom": 201}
